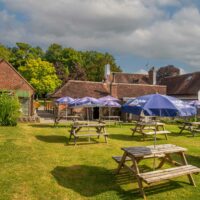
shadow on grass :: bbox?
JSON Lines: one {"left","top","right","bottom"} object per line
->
{"left": 51, "top": 165, "right": 183, "bottom": 199}
{"left": 186, "top": 154, "right": 200, "bottom": 167}
{"left": 66, "top": 137, "right": 107, "bottom": 146}
{"left": 36, "top": 135, "right": 67, "bottom": 143}
{"left": 29, "top": 124, "right": 71, "bottom": 128}
{"left": 110, "top": 133, "right": 164, "bottom": 142}
{"left": 169, "top": 130, "right": 194, "bottom": 137}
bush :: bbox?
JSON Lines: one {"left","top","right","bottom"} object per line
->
{"left": 0, "top": 92, "right": 21, "bottom": 126}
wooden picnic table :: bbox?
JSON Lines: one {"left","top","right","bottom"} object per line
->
{"left": 101, "top": 115, "right": 120, "bottom": 120}
{"left": 113, "top": 144, "right": 200, "bottom": 200}
{"left": 69, "top": 122, "right": 108, "bottom": 145}
{"left": 131, "top": 121, "right": 170, "bottom": 140}
{"left": 179, "top": 121, "right": 200, "bottom": 136}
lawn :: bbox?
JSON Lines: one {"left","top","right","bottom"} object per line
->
{"left": 0, "top": 123, "right": 200, "bottom": 200}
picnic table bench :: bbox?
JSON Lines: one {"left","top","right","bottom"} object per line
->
{"left": 179, "top": 121, "right": 200, "bottom": 136}
{"left": 113, "top": 144, "right": 200, "bottom": 200}
{"left": 69, "top": 122, "right": 108, "bottom": 145}
{"left": 131, "top": 121, "right": 170, "bottom": 140}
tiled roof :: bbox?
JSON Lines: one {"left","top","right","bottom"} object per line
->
{"left": 52, "top": 80, "right": 166, "bottom": 99}
{"left": 0, "top": 59, "right": 35, "bottom": 93}
{"left": 111, "top": 72, "right": 150, "bottom": 84}
{"left": 51, "top": 80, "right": 110, "bottom": 98}
{"left": 160, "top": 72, "right": 200, "bottom": 95}
{"left": 114, "top": 83, "right": 166, "bottom": 99}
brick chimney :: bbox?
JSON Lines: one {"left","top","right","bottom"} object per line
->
{"left": 148, "top": 67, "right": 157, "bottom": 85}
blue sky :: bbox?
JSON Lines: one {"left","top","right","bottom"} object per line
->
{"left": 0, "top": 0, "right": 200, "bottom": 74}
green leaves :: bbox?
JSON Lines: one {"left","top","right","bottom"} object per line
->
{"left": 19, "top": 58, "right": 61, "bottom": 95}
{"left": 0, "top": 44, "right": 11, "bottom": 61}
{"left": 0, "top": 92, "right": 20, "bottom": 126}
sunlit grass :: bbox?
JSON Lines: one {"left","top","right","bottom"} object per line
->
{"left": 0, "top": 123, "right": 200, "bottom": 200}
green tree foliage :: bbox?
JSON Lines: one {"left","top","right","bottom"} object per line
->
{"left": 3, "top": 42, "right": 122, "bottom": 86}
{"left": 45, "top": 45, "right": 84, "bottom": 83}
{"left": 0, "top": 44, "right": 11, "bottom": 61}
{"left": 19, "top": 58, "right": 61, "bottom": 95}
{"left": 9, "top": 42, "right": 45, "bottom": 69}
{"left": 0, "top": 92, "right": 20, "bottom": 126}
{"left": 82, "top": 51, "right": 122, "bottom": 81}
{"left": 68, "top": 63, "right": 87, "bottom": 81}
{"left": 45, "top": 44, "right": 122, "bottom": 82}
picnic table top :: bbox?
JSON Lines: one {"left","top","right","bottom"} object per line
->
{"left": 137, "top": 121, "right": 165, "bottom": 126}
{"left": 121, "top": 144, "right": 187, "bottom": 158}
{"left": 101, "top": 116, "right": 120, "bottom": 119}
{"left": 182, "top": 121, "right": 200, "bottom": 125}
{"left": 72, "top": 123, "right": 106, "bottom": 128}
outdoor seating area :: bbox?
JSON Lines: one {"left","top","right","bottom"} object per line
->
{"left": 179, "top": 121, "right": 200, "bottom": 136}
{"left": 1, "top": 94, "right": 200, "bottom": 200}
{"left": 113, "top": 144, "right": 200, "bottom": 200}
{"left": 131, "top": 121, "right": 170, "bottom": 140}
{"left": 69, "top": 121, "right": 108, "bottom": 145}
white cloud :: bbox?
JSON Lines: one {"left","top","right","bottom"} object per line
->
{"left": 0, "top": 0, "right": 200, "bottom": 71}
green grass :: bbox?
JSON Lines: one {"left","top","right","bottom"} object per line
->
{"left": 0, "top": 123, "right": 200, "bottom": 200}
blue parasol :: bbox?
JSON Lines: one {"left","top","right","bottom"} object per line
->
{"left": 122, "top": 94, "right": 197, "bottom": 117}
{"left": 56, "top": 96, "right": 74, "bottom": 104}
{"left": 98, "top": 95, "right": 119, "bottom": 102}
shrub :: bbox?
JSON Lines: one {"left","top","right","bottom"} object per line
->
{"left": 0, "top": 92, "right": 21, "bottom": 126}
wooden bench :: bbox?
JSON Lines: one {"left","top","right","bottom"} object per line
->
{"left": 112, "top": 156, "right": 132, "bottom": 163}
{"left": 69, "top": 130, "right": 109, "bottom": 145}
{"left": 112, "top": 154, "right": 165, "bottom": 163}
{"left": 192, "top": 129, "right": 200, "bottom": 136}
{"left": 142, "top": 130, "right": 170, "bottom": 140}
{"left": 139, "top": 165, "right": 200, "bottom": 185}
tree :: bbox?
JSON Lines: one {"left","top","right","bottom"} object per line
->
{"left": 81, "top": 51, "right": 122, "bottom": 81}
{"left": 19, "top": 58, "right": 61, "bottom": 96}
{"left": 68, "top": 62, "right": 87, "bottom": 81}
{"left": 9, "top": 42, "right": 45, "bottom": 69}
{"left": 0, "top": 44, "right": 11, "bottom": 61}
{"left": 45, "top": 45, "right": 84, "bottom": 83}
{"left": 54, "top": 61, "right": 69, "bottom": 84}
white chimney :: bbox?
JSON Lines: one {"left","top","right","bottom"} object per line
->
{"left": 153, "top": 68, "right": 157, "bottom": 85}
{"left": 104, "top": 64, "right": 110, "bottom": 82}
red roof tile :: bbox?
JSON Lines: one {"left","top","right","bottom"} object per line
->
{"left": 113, "top": 83, "right": 166, "bottom": 99}
{"left": 160, "top": 72, "right": 200, "bottom": 95}
{"left": 51, "top": 80, "right": 110, "bottom": 98}
{"left": 111, "top": 72, "right": 150, "bottom": 84}
{"left": 52, "top": 80, "right": 166, "bottom": 99}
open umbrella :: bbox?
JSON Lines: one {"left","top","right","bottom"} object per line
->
{"left": 56, "top": 96, "right": 74, "bottom": 104}
{"left": 100, "top": 100, "right": 121, "bottom": 125}
{"left": 69, "top": 97, "right": 102, "bottom": 121}
{"left": 98, "top": 95, "right": 119, "bottom": 102}
{"left": 189, "top": 100, "right": 200, "bottom": 108}
{"left": 188, "top": 100, "right": 200, "bottom": 121}
{"left": 122, "top": 94, "right": 196, "bottom": 117}
{"left": 122, "top": 94, "right": 196, "bottom": 147}
{"left": 55, "top": 96, "right": 75, "bottom": 119}
{"left": 122, "top": 94, "right": 197, "bottom": 168}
